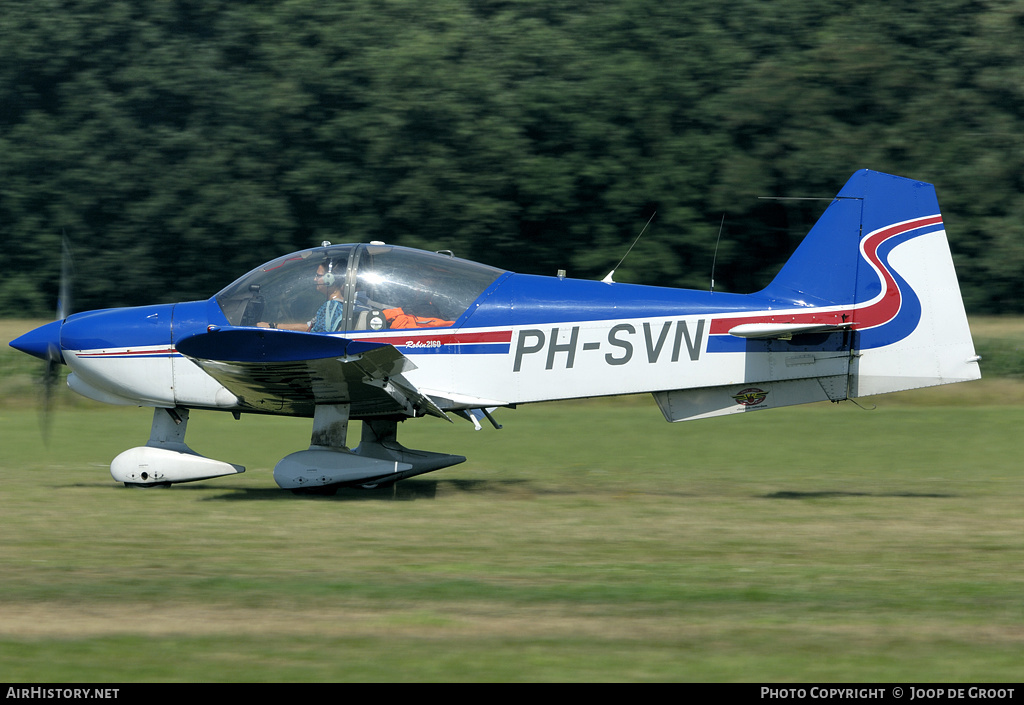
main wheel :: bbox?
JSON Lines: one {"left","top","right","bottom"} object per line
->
{"left": 291, "top": 484, "right": 339, "bottom": 496}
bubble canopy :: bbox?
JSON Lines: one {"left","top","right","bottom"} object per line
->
{"left": 214, "top": 243, "right": 506, "bottom": 332}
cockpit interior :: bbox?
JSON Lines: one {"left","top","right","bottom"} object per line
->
{"left": 215, "top": 243, "right": 506, "bottom": 333}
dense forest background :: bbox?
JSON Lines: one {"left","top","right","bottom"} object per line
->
{"left": 2, "top": 0, "right": 1022, "bottom": 317}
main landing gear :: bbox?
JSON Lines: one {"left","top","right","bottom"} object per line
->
{"left": 109, "top": 404, "right": 464, "bottom": 492}
{"left": 273, "top": 404, "right": 465, "bottom": 493}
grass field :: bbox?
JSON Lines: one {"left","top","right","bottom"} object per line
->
{"left": 2, "top": 319, "right": 1023, "bottom": 681}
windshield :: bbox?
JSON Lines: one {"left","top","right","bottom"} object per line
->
{"left": 215, "top": 244, "right": 505, "bottom": 332}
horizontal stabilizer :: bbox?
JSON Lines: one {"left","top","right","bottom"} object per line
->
{"left": 728, "top": 322, "right": 853, "bottom": 339}
{"left": 654, "top": 376, "right": 848, "bottom": 422}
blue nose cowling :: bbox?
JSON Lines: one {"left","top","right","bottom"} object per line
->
{"left": 9, "top": 320, "right": 64, "bottom": 363}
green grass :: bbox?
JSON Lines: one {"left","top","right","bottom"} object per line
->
{"left": 970, "top": 316, "right": 1024, "bottom": 379}
{"left": 2, "top": 319, "right": 1023, "bottom": 681}
{"left": 1, "top": 401, "right": 1022, "bottom": 681}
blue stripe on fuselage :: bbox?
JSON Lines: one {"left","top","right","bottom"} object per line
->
{"left": 462, "top": 273, "right": 762, "bottom": 329}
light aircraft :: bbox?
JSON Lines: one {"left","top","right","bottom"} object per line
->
{"left": 11, "top": 170, "right": 981, "bottom": 493}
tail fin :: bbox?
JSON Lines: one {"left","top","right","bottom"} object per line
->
{"left": 762, "top": 169, "right": 980, "bottom": 396}
{"left": 655, "top": 171, "right": 980, "bottom": 423}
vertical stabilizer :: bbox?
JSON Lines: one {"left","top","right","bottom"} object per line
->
{"left": 655, "top": 171, "right": 980, "bottom": 423}
{"left": 764, "top": 170, "right": 980, "bottom": 396}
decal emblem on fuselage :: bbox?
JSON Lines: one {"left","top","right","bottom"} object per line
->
{"left": 733, "top": 387, "right": 768, "bottom": 406}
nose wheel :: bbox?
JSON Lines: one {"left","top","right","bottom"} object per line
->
{"left": 111, "top": 407, "right": 245, "bottom": 486}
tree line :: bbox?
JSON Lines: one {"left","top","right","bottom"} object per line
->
{"left": 2, "top": 0, "right": 1022, "bottom": 317}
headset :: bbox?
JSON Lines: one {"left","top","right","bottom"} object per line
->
{"left": 319, "top": 258, "right": 338, "bottom": 287}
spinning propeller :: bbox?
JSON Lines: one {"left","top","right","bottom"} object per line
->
{"left": 39, "top": 235, "right": 74, "bottom": 442}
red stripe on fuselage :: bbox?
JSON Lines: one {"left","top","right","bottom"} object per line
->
{"left": 709, "top": 215, "right": 942, "bottom": 335}
{"left": 75, "top": 348, "right": 178, "bottom": 358}
{"left": 352, "top": 330, "right": 513, "bottom": 345}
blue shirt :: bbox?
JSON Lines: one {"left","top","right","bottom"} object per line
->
{"left": 311, "top": 299, "right": 345, "bottom": 332}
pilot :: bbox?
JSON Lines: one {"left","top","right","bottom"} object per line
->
{"left": 259, "top": 259, "right": 353, "bottom": 332}
{"left": 309, "top": 260, "right": 347, "bottom": 332}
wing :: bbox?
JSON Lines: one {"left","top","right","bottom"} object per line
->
{"left": 175, "top": 327, "right": 448, "bottom": 420}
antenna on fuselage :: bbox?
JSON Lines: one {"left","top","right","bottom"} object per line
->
{"left": 602, "top": 210, "right": 656, "bottom": 284}
{"left": 710, "top": 214, "right": 725, "bottom": 294}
